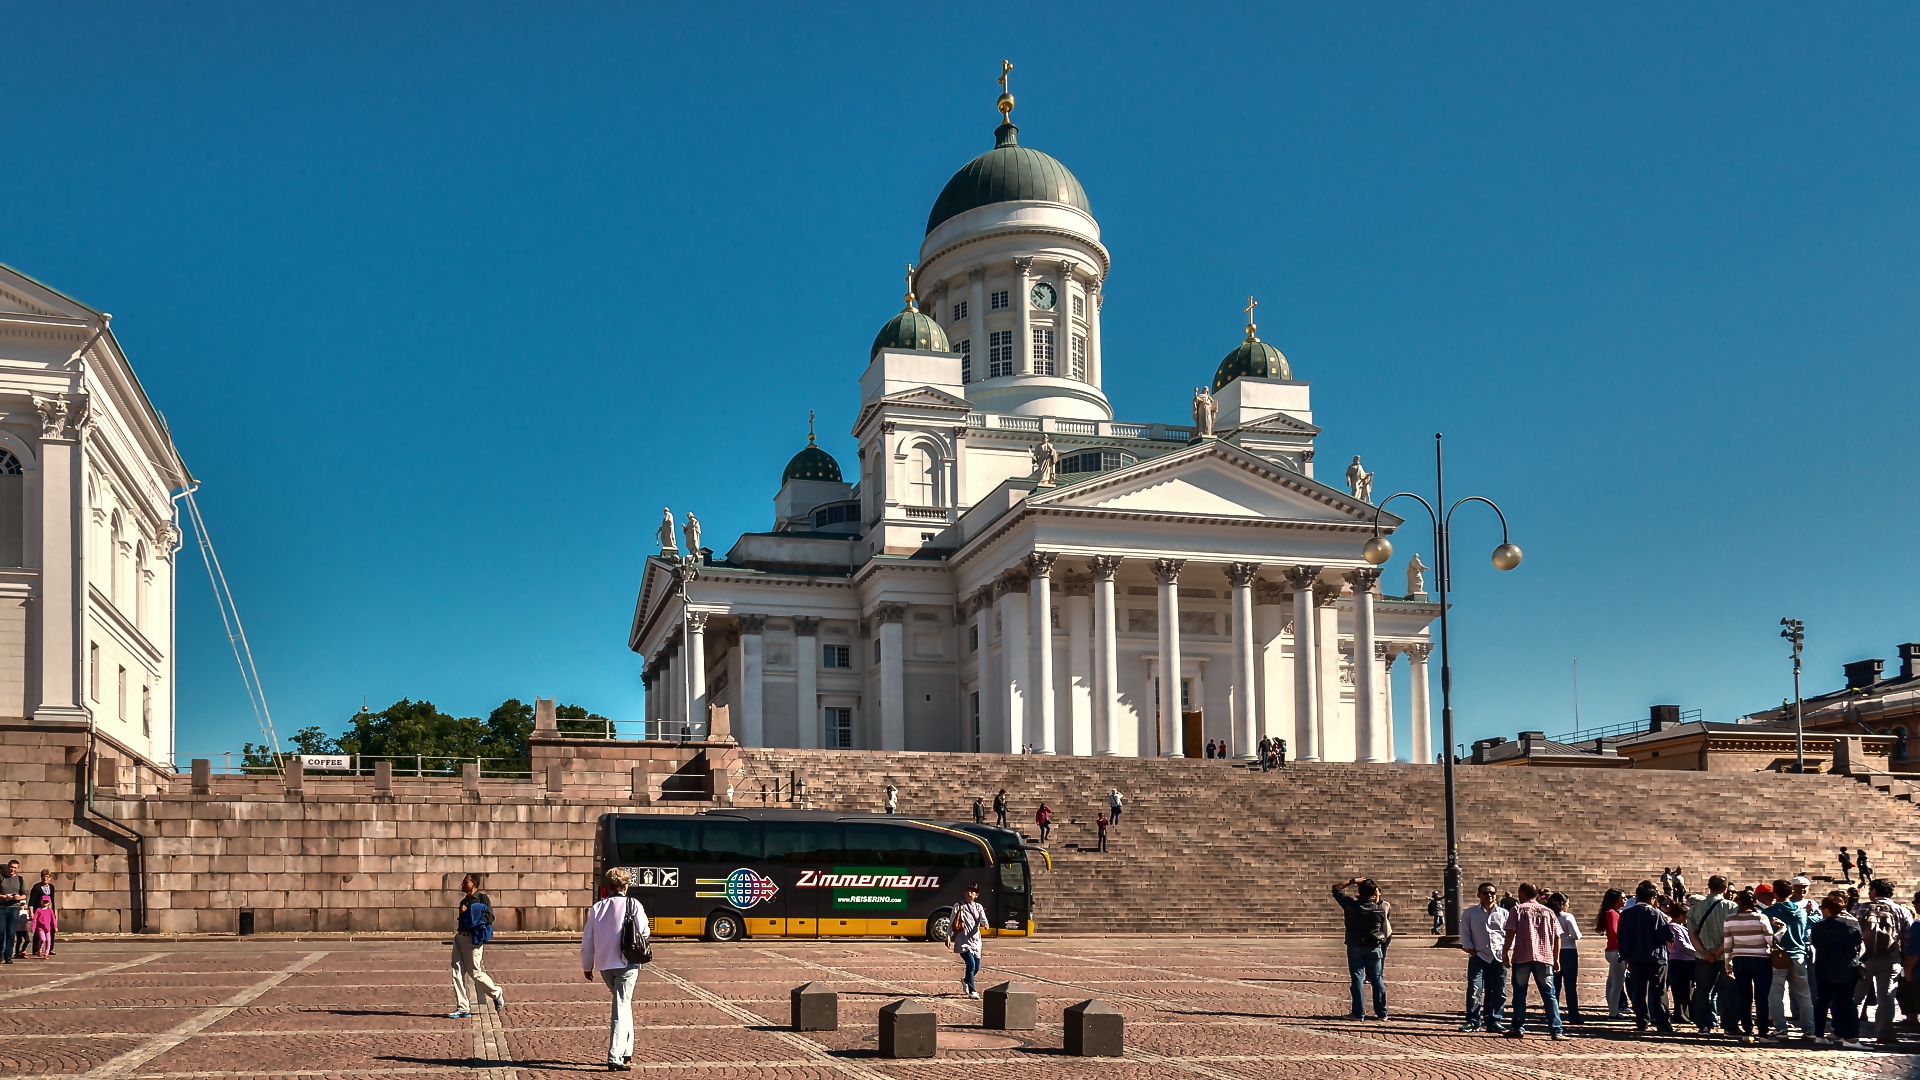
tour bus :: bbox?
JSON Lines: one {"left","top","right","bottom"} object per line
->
{"left": 594, "top": 809, "right": 1035, "bottom": 942}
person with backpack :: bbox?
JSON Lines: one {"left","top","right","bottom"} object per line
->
{"left": 951, "top": 882, "right": 989, "bottom": 999}
{"left": 1427, "top": 891, "right": 1444, "bottom": 935}
{"left": 582, "top": 866, "right": 651, "bottom": 1071}
{"left": 1333, "top": 876, "right": 1391, "bottom": 1020}
{"left": 1811, "top": 891, "right": 1865, "bottom": 1047}
{"left": 1763, "top": 877, "right": 1814, "bottom": 1039}
{"left": 450, "top": 873, "right": 505, "bottom": 1019}
{"left": 1853, "top": 878, "right": 1911, "bottom": 1045}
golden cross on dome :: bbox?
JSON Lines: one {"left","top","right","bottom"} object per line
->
{"left": 808, "top": 410, "right": 816, "bottom": 446}
{"left": 904, "top": 263, "right": 917, "bottom": 308}
{"left": 1245, "top": 296, "right": 1259, "bottom": 339}
{"left": 998, "top": 60, "right": 1015, "bottom": 121}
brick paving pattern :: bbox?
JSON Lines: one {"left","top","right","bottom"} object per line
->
{"left": 0, "top": 936, "right": 1910, "bottom": 1079}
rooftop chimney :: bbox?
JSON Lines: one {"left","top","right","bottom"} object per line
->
{"left": 1901, "top": 642, "right": 1920, "bottom": 681}
{"left": 1649, "top": 704, "right": 1680, "bottom": 732}
{"left": 1845, "top": 659, "right": 1885, "bottom": 690}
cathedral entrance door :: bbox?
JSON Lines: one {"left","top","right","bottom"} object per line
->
{"left": 1182, "top": 711, "right": 1204, "bottom": 759}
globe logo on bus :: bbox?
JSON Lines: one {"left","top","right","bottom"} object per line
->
{"left": 695, "top": 868, "right": 780, "bottom": 910}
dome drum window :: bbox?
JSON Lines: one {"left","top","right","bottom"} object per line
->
{"left": 812, "top": 502, "right": 859, "bottom": 528}
{"left": 958, "top": 338, "right": 971, "bottom": 383}
{"left": 1032, "top": 328, "right": 1055, "bottom": 375}
{"left": 988, "top": 331, "right": 1015, "bottom": 378}
{"left": 952, "top": 301, "right": 968, "bottom": 322}
{"left": 990, "top": 290, "right": 1009, "bottom": 311}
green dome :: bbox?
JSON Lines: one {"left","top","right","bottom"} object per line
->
{"left": 926, "top": 123, "right": 1090, "bottom": 235}
{"left": 782, "top": 439, "right": 842, "bottom": 483}
{"left": 1212, "top": 336, "right": 1293, "bottom": 392}
{"left": 871, "top": 305, "right": 950, "bottom": 359}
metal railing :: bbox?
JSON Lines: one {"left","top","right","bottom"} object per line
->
{"left": 199, "top": 753, "right": 534, "bottom": 779}
{"left": 553, "top": 718, "right": 706, "bottom": 741}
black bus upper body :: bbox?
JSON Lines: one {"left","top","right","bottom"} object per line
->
{"left": 595, "top": 809, "right": 1034, "bottom": 942}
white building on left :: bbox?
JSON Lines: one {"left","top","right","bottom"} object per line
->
{"left": 0, "top": 263, "right": 188, "bottom": 768}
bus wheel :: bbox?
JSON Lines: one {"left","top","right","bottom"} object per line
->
{"left": 705, "top": 910, "right": 744, "bottom": 943}
{"left": 925, "top": 908, "right": 954, "bottom": 943}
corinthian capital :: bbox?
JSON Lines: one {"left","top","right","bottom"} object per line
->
{"left": 1023, "top": 551, "right": 1059, "bottom": 579}
{"left": 1347, "top": 567, "right": 1382, "bottom": 594}
{"left": 1285, "top": 565, "right": 1324, "bottom": 591}
{"left": 1313, "top": 581, "right": 1345, "bottom": 606}
{"left": 33, "top": 396, "right": 68, "bottom": 441}
{"left": 685, "top": 612, "right": 709, "bottom": 633}
{"left": 1153, "top": 558, "right": 1185, "bottom": 586}
{"left": 1088, "top": 554, "right": 1124, "bottom": 580}
{"left": 1404, "top": 642, "right": 1432, "bottom": 660}
{"left": 1225, "top": 562, "right": 1261, "bottom": 589}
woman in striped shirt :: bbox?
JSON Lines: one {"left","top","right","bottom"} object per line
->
{"left": 1721, "top": 888, "right": 1784, "bottom": 1043}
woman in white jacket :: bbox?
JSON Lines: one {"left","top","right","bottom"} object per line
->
{"left": 582, "top": 868, "right": 650, "bottom": 1071}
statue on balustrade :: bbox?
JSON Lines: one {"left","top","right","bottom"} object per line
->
{"left": 1032, "top": 433, "right": 1059, "bottom": 486}
{"left": 657, "top": 507, "right": 679, "bottom": 555}
{"left": 1346, "top": 455, "right": 1374, "bottom": 504}
{"left": 682, "top": 512, "right": 702, "bottom": 562}
{"left": 1191, "top": 386, "right": 1217, "bottom": 439}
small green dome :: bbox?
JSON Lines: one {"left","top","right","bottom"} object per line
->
{"left": 926, "top": 123, "right": 1090, "bottom": 235}
{"left": 1212, "top": 336, "right": 1293, "bottom": 392}
{"left": 782, "top": 439, "right": 842, "bottom": 483}
{"left": 871, "top": 305, "right": 950, "bottom": 359}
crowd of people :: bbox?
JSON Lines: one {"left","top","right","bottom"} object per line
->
{"left": 1335, "top": 857, "right": 1918, "bottom": 1050}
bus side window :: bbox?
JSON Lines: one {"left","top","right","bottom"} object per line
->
{"left": 765, "top": 821, "right": 844, "bottom": 864}
{"left": 843, "top": 823, "right": 924, "bottom": 867}
{"left": 702, "top": 820, "right": 764, "bottom": 862}
{"left": 998, "top": 860, "right": 1028, "bottom": 894}
{"left": 616, "top": 817, "right": 699, "bottom": 865}
{"left": 923, "top": 832, "right": 988, "bottom": 868}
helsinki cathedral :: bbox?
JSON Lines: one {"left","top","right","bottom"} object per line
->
{"left": 630, "top": 70, "right": 1439, "bottom": 762}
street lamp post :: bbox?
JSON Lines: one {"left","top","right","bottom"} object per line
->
{"left": 1362, "top": 433, "right": 1521, "bottom": 946}
{"left": 1781, "top": 618, "right": 1805, "bottom": 773}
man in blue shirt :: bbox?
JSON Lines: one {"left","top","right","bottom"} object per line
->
{"left": 1763, "top": 877, "right": 1813, "bottom": 1038}
{"left": 1459, "top": 881, "right": 1509, "bottom": 1032}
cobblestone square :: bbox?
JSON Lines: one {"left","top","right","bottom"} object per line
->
{"left": 1, "top": 936, "right": 1909, "bottom": 1079}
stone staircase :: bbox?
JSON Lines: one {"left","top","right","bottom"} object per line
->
{"left": 734, "top": 749, "right": 1920, "bottom": 935}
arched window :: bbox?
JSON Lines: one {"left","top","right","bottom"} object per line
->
{"left": 0, "top": 449, "right": 21, "bottom": 567}
{"left": 906, "top": 444, "right": 939, "bottom": 506}
{"left": 134, "top": 541, "right": 148, "bottom": 630}
{"left": 1058, "top": 448, "right": 1137, "bottom": 475}
{"left": 109, "top": 512, "right": 123, "bottom": 607}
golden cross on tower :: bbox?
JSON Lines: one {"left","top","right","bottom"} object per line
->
{"left": 904, "top": 263, "right": 917, "bottom": 308}
{"left": 997, "top": 60, "right": 1015, "bottom": 121}
{"left": 807, "top": 409, "right": 816, "bottom": 446}
{"left": 1244, "top": 296, "right": 1259, "bottom": 339}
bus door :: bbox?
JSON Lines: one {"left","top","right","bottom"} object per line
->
{"left": 995, "top": 849, "right": 1032, "bottom": 933}
{"left": 763, "top": 820, "right": 841, "bottom": 938}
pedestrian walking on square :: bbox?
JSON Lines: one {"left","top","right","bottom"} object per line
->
{"left": 1840, "top": 848, "right": 1856, "bottom": 885}
{"left": 1811, "top": 891, "right": 1864, "bottom": 1047}
{"left": 884, "top": 784, "right": 898, "bottom": 814}
{"left": 1428, "top": 891, "right": 1444, "bottom": 935}
{"left": 582, "top": 866, "right": 649, "bottom": 1071}
{"left": 1853, "top": 878, "right": 1910, "bottom": 1045}
{"left": 1663, "top": 902, "right": 1695, "bottom": 1026}
{"left": 1332, "top": 877, "right": 1391, "bottom": 1020}
{"left": 1688, "top": 876, "right": 1737, "bottom": 1034}
{"left": 1108, "top": 788, "right": 1123, "bottom": 828}
{"left": 1095, "top": 813, "right": 1109, "bottom": 852}
{"left": 952, "top": 882, "right": 988, "bottom": 999}
{"left": 449, "top": 873, "right": 504, "bottom": 1019}
{"left": 972, "top": 797, "right": 985, "bottom": 825}
{"left": 1857, "top": 850, "right": 1875, "bottom": 887}
{"left": 1501, "top": 883, "right": 1565, "bottom": 1040}
{"left": 1763, "top": 877, "right": 1813, "bottom": 1039}
{"left": 1460, "top": 882, "right": 1509, "bottom": 1032}
{"left": 27, "top": 871, "right": 55, "bottom": 958}
{"left": 1597, "top": 889, "right": 1628, "bottom": 1019}
{"left": 0, "top": 862, "right": 24, "bottom": 965}
{"left": 993, "top": 789, "right": 1009, "bottom": 828}
{"left": 1547, "top": 892, "right": 1583, "bottom": 1023}
{"left": 1616, "top": 881, "right": 1675, "bottom": 1034}
{"left": 1035, "top": 803, "right": 1052, "bottom": 842}
{"left": 1722, "top": 888, "right": 1782, "bottom": 1042}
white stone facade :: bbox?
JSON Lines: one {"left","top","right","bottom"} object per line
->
{"left": 0, "top": 265, "right": 186, "bottom": 766}
{"left": 629, "top": 108, "right": 1438, "bottom": 761}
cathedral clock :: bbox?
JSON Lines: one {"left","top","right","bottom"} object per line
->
{"left": 1030, "top": 282, "right": 1057, "bottom": 310}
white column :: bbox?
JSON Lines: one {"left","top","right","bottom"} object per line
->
{"left": 740, "top": 615, "right": 765, "bottom": 747}
{"left": 1409, "top": 643, "right": 1434, "bottom": 764}
{"left": 1379, "top": 645, "right": 1397, "bottom": 762}
{"left": 996, "top": 573, "right": 1029, "bottom": 753}
{"left": 1154, "top": 558, "right": 1185, "bottom": 757}
{"left": 1255, "top": 581, "right": 1288, "bottom": 745}
{"left": 1286, "top": 566, "right": 1322, "bottom": 761}
{"left": 1087, "top": 282, "right": 1103, "bottom": 387}
{"left": 1026, "top": 553, "right": 1058, "bottom": 754}
{"left": 33, "top": 397, "right": 84, "bottom": 723}
{"left": 968, "top": 266, "right": 986, "bottom": 382}
{"left": 686, "top": 613, "right": 709, "bottom": 737}
{"left": 1348, "top": 569, "right": 1381, "bottom": 762}
{"left": 970, "top": 591, "right": 997, "bottom": 753}
{"left": 1065, "top": 576, "right": 1092, "bottom": 756}
{"left": 1014, "top": 256, "right": 1034, "bottom": 374}
{"left": 795, "top": 617, "right": 820, "bottom": 749}
{"left": 878, "top": 605, "right": 906, "bottom": 751}
{"left": 1090, "top": 556, "right": 1122, "bottom": 756}
{"left": 1316, "top": 583, "right": 1344, "bottom": 761}
{"left": 1227, "top": 562, "right": 1259, "bottom": 759}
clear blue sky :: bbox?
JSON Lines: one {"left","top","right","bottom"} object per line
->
{"left": 4, "top": 4, "right": 1916, "bottom": 763}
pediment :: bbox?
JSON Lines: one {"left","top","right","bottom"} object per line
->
{"left": 854, "top": 386, "right": 972, "bottom": 435}
{"left": 1228, "top": 411, "right": 1320, "bottom": 436}
{"left": 0, "top": 264, "right": 96, "bottom": 320}
{"left": 1030, "top": 440, "right": 1394, "bottom": 526}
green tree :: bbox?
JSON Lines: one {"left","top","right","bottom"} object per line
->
{"left": 555, "top": 701, "right": 610, "bottom": 738}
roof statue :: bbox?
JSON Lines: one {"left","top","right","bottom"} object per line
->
{"left": 1346, "top": 456, "right": 1373, "bottom": 505}
{"left": 1406, "top": 551, "right": 1427, "bottom": 597}
{"left": 657, "top": 507, "right": 678, "bottom": 556}
{"left": 1192, "top": 386, "right": 1217, "bottom": 439}
{"left": 681, "top": 512, "right": 702, "bottom": 562}
{"left": 1031, "top": 432, "right": 1058, "bottom": 487}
